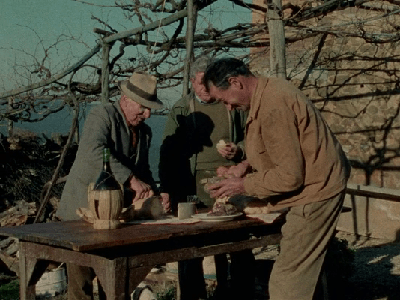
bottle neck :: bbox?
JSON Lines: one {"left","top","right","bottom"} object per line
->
{"left": 102, "top": 148, "right": 112, "bottom": 173}
{"left": 103, "top": 161, "right": 112, "bottom": 173}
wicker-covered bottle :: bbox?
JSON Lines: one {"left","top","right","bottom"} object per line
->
{"left": 88, "top": 148, "right": 123, "bottom": 229}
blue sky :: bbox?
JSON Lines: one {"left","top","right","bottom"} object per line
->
{"left": 1, "top": 0, "right": 114, "bottom": 89}
{"left": 1, "top": 0, "right": 250, "bottom": 100}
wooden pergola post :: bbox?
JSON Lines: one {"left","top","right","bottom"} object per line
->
{"left": 267, "top": 0, "right": 286, "bottom": 78}
{"left": 101, "top": 41, "right": 110, "bottom": 104}
{"left": 182, "top": 0, "right": 197, "bottom": 96}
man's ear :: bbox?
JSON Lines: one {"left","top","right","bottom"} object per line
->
{"left": 228, "top": 77, "right": 243, "bottom": 89}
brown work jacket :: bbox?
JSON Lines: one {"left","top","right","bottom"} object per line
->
{"left": 243, "top": 77, "right": 350, "bottom": 211}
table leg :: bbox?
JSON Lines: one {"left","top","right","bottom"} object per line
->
{"left": 93, "top": 257, "right": 130, "bottom": 300}
{"left": 19, "top": 241, "right": 50, "bottom": 300}
{"left": 92, "top": 257, "right": 152, "bottom": 300}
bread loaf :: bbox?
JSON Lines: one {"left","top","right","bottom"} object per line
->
{"left": 243, "top": 200, "right": 270, "bottom": 215}
{"left": 132, "top": 196, "right": 164, "bottom": 220}
{"left": 216, "top": 139, "right": 227, "bottom": 150}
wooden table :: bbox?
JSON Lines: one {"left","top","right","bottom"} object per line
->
{"left": 0, "top": 217, "right": 282, "bottom": 300}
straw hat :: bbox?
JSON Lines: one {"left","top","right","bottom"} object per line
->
{"left": 120, "top": 73, "right": 164, "bottom": 109}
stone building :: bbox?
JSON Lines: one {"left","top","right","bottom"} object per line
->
{"left": 250, "top": 0, "right": 400, "bottom": 239}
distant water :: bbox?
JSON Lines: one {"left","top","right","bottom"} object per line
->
{"left": 0, "top": 104, "right": 167, "bottom": 181}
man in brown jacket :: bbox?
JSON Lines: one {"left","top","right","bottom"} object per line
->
{"left": 57, "top": 72, "right": 165, "bottom": 300}
{"left": 204, "top": 58, "right": 350, "bottom": 300}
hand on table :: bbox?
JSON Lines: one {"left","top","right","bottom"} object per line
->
{"left": 217, "top": 142, "right": 242, "bottom": 160}
{"left": 160, "top": 193, "right": 171, "bottom": 213}
{"left": 216, "top": 166, "right": 230, "bottom": 177}
{"left": 207, "top": 177, "right": 246, "bottom": 199}
{"left": 216, "top": 161, "right": 252, "bottom": 178}
{"left": 129, "top": 176, "right": 154, "bottom": 203}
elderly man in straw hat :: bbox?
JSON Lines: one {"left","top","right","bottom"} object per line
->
{"left": 57, "top": 72, "right": 166, "bottom": 300}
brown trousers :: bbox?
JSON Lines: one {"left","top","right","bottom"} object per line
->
{"left": 268, "top": 191, "right": 345, "bottom": 300}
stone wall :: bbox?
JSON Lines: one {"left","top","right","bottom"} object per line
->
{"left": 250, "top": 1, "right": 400, "bottom": 239}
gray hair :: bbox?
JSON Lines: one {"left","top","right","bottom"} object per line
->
{"left": 190, "top": 55, "right": 213, "bottom": 79}
{"left": 204, "top": 58, "right": 253, "bottom": 90}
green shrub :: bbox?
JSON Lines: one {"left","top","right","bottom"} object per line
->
{"left": 0, "top": 279, "right": 19, "bottom": 300}
{"left": 157, "top": 286, "right": 176, "bottom": 300}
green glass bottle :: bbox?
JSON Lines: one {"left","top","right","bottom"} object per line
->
{"left": 94, "top": 148, "right": 120, "bottom": 190}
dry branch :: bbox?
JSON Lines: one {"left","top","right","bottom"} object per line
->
{"left": 0, "top": 5, "right": 194, "bottom": 101}
{"left": 1, "top": 0, "right": 398, "bottom": 106}
{"left": 0, "top": 44, "right": 101, "bottom": 101}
